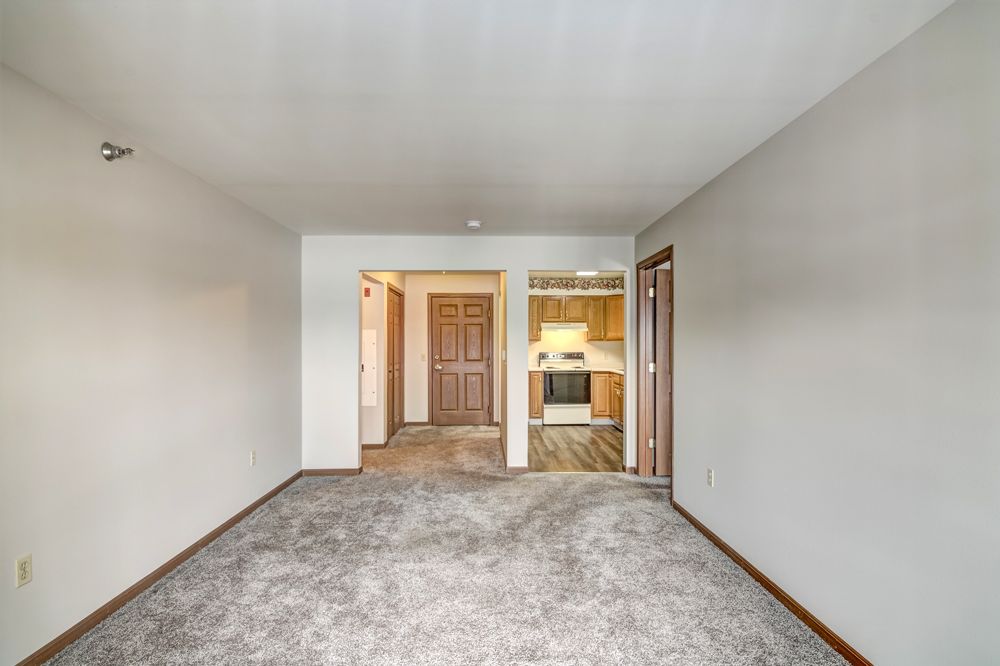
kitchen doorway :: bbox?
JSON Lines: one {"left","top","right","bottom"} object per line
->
{"left": 527, "top": 271, "right": 626, "bottom": 473}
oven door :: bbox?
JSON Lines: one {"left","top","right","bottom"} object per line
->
{"left": 544, "top": 371, "right": 591, "bottom": 405}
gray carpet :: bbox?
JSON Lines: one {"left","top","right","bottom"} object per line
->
{"left": 50, "top": 426, "right": 846, "bottom": 665}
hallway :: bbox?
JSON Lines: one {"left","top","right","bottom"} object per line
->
{"left": 52, "top": 426, "right": 844, "bottom": 665}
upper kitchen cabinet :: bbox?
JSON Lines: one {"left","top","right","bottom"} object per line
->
{"left": 586, "top": 296, "right": 605, "bottom": 340}
{"left": 528, "top": 295, "right": 542, "bottom": 342}
{"left": 605, "top": 294, "right": 624, "bottom": 341}
{"left": 563, "top": 296, "right": 587, "bottom": 322}
{"left": 538, "top": 295, "right": 587, "bottom": 323}
{"left": 541, "top": 296, "right": 564, "bottom": 322}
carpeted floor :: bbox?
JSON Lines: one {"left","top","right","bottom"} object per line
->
{"left": 50, "top": 426, "right": 846, "bottom": 665}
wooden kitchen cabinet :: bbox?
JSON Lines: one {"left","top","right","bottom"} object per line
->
{"left": 541, "top": 296, "right": 565, "bottom": 322}
{"left": 604, "top": 294, "right": 625, "bottom": 341}
{"left": 528, "top": 295, "right": 542, "bottom": 341}
{"left": 591, "top": 372, "right": 611, "bottom": 417}
{"left": 611, "top": 373, "right": 624, "bottom": 429}
{"left": 563, "top": 295, "right": 588, "bottom": 322}
{"left": 529, "top": 371, "right": 544, "bottom": 419}
{"left": 586, "top": 296, "right": 605, "bottom": 340}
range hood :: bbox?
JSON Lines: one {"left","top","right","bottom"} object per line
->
{"left": 541, "top": 322, "right": 588, "bottom": 331}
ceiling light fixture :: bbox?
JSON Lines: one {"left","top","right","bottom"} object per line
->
{"left": 465, "top": 220, "right": 482, "bottom": 231}
{"left": 576, "top": 271, "right": 599, "bottom": 276}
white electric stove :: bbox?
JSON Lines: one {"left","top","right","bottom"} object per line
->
{"left": 538, "top": 352, "right": 592, "bottom": 425}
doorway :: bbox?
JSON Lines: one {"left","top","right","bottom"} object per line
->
{"left": 386, "top": 285, "right": 404, "bottom": 439}
{"left": 428, "top": 293, "right": 494, "bottom": 426}
{"left": 636, "top": 246, "right": 673, "bottom": 480}
{"left": 526, "top": 270, "right": 627, "bottom": 473}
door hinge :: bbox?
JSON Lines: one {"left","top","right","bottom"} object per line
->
{"left": 648, "top": 362, "right": 656, "bottom": 373}
{"left": 648, "top": 287, "right": 655, "bottom": 298}
{"left": 648, "top": 438, "right": 655, "bottom": 449}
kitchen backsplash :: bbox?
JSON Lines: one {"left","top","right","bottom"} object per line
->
{"left": 528, "top": 329, "right": 625, "bottom": 368}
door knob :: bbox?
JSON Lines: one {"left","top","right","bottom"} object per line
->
{"left": 434, "top": 364, "right": 443, "bottom": 371}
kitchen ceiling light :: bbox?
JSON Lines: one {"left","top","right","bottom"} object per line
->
{"left": 576, "top": 271, "right": 599, "bottom": 276}
{"left": 465, "top": 220, "right": 482, "bottom": 231}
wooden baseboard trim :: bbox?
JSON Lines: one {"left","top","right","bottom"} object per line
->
{"left": 404, "top": 421, "right": 429, "bottom": 426}
{"left": 490, "top": 420, "right": 500, "bottom": 426}
{"left": 16, "top": 471, "right": 303, "bottom": 666}
{"left": 302, "top": 467, "right": 363, "bottom": 476}
{"left": 623, "top": 465, "right": 637, "bottom": 474}
{"left": 361, "top": 442, "right": 387, "bottom": 450}
{"left": 505, "top": 466, "right": 530, "bottom": 474}
{"left": 499, "top": 440, "right": 507, "bottom": 465}
{"left": 671, "top": 501, "right": 871, "bottom": 666}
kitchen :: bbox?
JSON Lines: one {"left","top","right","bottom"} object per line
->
{"left": 527, "top": 271, "right": 626, "bottom": 472}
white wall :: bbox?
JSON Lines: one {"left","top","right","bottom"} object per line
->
{"left": 0, "top": 67, "right": 302, "bottom": 665}
{"left": 402, "top": 272, "right": 501, "bottom": 423}
{"left": 359, "top": 275, "right": 385, "bottom": 444}
{"left": 634, "top": 3, "right": 999, "bottom": 664}
{"left": 303, "top": 236, "right": 634, "bottom": 470}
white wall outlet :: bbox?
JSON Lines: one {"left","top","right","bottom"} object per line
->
{"left": 249, "top": 450, "right": 256, "bottom": 467}
{"left": 706, "top": 468, "right": 715, "bottom": 487}
{"left": 15, "top": 554, "right": 32, "bottom": 588}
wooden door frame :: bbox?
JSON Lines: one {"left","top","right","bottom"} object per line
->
{"left": 636, "top": 245, "right": 674, "bottom": 481}
{"left": 386, "top": 283, "right": 404, "bottom": 439}
{"left": 426, "top": 292, "right": 495, "bottom": 426}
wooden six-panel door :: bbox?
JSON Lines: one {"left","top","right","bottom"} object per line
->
{"left": 387, "top": 286, "right": 404, "bottom": 439}
{"left": 429, "top": 294, "right": 493, "bottom": 425}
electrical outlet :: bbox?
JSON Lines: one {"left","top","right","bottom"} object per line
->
{"left": 706, "top": 468, "right": 715, "bottom": 488}
{"left": 15, "top": 554, "right": 31, "bottom": 588}
{"left": 249, "top": 450, "right": 256, "bottom": 467}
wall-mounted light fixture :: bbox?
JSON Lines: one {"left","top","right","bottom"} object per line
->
{"left": 101, "top": 141, "right": 135, "bottom": 161}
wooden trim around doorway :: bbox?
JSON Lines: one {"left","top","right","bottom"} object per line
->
{"left": 426, "top": 293, "right": 495, "bottom": 426}
{"left": 386, "top": 283, "right": 405, "bottom": 440}
{"left": 673, "top": 502, "right": 872, "bottom": 666}
{"left": 636, "top": 244, "right": 674, "bottom": 480}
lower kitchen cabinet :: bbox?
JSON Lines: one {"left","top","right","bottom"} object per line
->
{"left": 591, "top": 372, "right": 611, "bottom": 417}
{"left": 611, "top": 373, "right": 624, "bottom": 430}
{"left": 529, "top": 371, "right": 544, "bottom": 419}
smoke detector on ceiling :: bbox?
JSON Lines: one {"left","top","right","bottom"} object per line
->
{"left": 465, "top": 220, "right": 482, "bottom": 231}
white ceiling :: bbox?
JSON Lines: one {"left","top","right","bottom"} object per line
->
{"left": 1, "top": 0, "right": 952, "bottom": 236}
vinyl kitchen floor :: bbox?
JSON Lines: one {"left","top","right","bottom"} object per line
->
{"left": 528, "top": 424, "right": 623, "bottom": 472}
